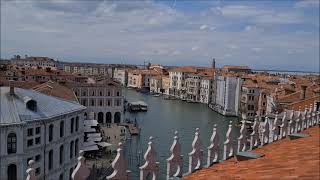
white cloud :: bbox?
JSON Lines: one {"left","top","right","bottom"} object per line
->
{"left": 199, "top": 24, "right": 208, "bottom": 30}
{"left": 244, "top": 25, "right": 257, "bottom": 32}
{"left": 295, "top": 0, "right": 319, "bottom": 8}
{"left": 191, "top": 46, "right": 200, "bottom": 51}
{"left": 252, "top": 47, "right": 263, "bottom": 52}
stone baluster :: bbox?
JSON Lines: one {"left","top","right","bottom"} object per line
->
{"left": 250, "top": 117, "right": 259, "bottom": 150}
{"left": 26, "top": 160, "right": 36, "bottom": 180}
{"left": 223, "top": 121, "right": 233, "bottom": 160}
{"left": 272, "top": 113, "right": 281, "bottom": 141}
{"left": 207, "top": 124, "right": 219, "bottom": 167}
{"left": 188, "top": 128, "right": 203, "bottom": 174}
{"left": 310, "top": 104, "right": 315, "bottom": 127}
{"left": 280, "top": 111, "right": 288, "bottom": 139}
{"left": 72, "top": 150, "right": 90, "bottom": 180}
{"left": 317, "top": 110, "right": 320, "bottom": 125}
{"left": 261, "top": 118, "right": 270, "bottom": 146}
{"left": 107, "top": 142, "right": 131, "bottom": 180}
{"left": 295, "top": 110, "right": 302, "bottom": 132}
{"left": 237, "top": 120, "right": 247, "bottom": 153}
{"left": 140, "top": 136, "right": 159, "bottom": 180}
{"left": 166, "top": 131, "right": 183, "bottom": 179}
{"left": 312, "top": 103, "right": 317, "bottom": 126}
{"left": 288, "top": 110, "right": 295, "bottom": 134}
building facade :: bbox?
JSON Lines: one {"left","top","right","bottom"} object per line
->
{"left": 10, "top": 55, "right": 57, "bottom": 69}
{"left": 240, "top": 86, "right": 260, "bottom": 120}
{"left": 200, "top": 77, "right": 212, "bottom": 104}
{"left": 0, "top": 86, "right": 86, "bottom": 180}
{"left": 71, "top": 79, "right": 124, "bottom": 124}
{"left": 113, "top": 68, "right": 128, "bottom": 86}
{"left": 210, "top": 75, "right": 242, "bottom": 116}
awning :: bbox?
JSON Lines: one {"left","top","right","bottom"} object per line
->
{"left": 97, "top": 142, "right": 112, "bottom": 147}
{"left": 87, "top": 133, "right": 101, "bottom": 138}
{"left": 84, "top": 127, "right": 96, "bottom": 133}
{"left": 84, "top": 120, "right": 98, "bottom": 126}
{"left": 87, "top": 137, "right": 102, "bottom": 142}
{"left": 81, "top": 145, "right": 99, "bottom": 152}
{"left": 83, "top": 141, "right": 96, "bottom": 147}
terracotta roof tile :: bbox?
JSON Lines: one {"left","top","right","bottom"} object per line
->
{"left": 184, "top": 126, "right": 320, "bottom": 180}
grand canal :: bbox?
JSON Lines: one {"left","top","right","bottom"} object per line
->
{"left": 123, "top": 89, "right": 240, "bottom": 179}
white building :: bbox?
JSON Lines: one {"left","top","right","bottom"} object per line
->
{"left": 71, "top": 79, "right": 124, "bottom": 124}
{"left": 210, "top": 75, "right": 242, "bottom": 116}
{"left": 0, "top": 85, "right": 86, "bottom": 180}
{"left": 200, "top": 77, "right": 212, "bottom": 104}
{"left": 168, "top": 67, "right": 196, "bottom": 98}
{"left": 113, "top": 68, "right": 128, "bottom": 86}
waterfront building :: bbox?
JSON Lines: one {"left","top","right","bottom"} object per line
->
{"left": 70, "top": 78, "right": 124, "bottom": 124}
{"left": 240, "top": 81, "right": 260, "bottom": 120}
{"left": 0, "top": 84, "right": 86, "bottom": 180}
{"left": 200, "top": 77, "right": 213, "bottom": 104}
{"left": 127, "top": 69, "right": 160, "bottom": 89}
{"left": 150, "top": 76, "right": 162, "bottom": 93}
{"left": 113, "top": 68, "right": 128, "bottom": 86}
{"left": 210, "top": 75, "right": 242, "bottom": 116}
{"left": 257, "top": 89, "right": 269, "bottom": 117}
{"left": 168, "top": 67, "right": 197, "bottom": 98}
{"left": 161, "top": 76, "right": 170, "bottom": 95}
{"left": 10, "top": 55, "right": 57, "bottom": 69}
{"left": 185, "top": 74, "right": 202, "bottom": 102}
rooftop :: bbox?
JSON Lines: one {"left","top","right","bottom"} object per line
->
{"left": 0, "top": 86, "right": 86, "bottom": 125}
{"left": 184, "top": 126, "right": 320, "bottom": 180}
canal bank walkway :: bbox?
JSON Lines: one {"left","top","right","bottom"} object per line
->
{"left": 184, "top": 126, "right": 320, "bottom": 180}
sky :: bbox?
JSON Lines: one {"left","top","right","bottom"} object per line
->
{"left": 1, "top": 0, "right": 319, "bottom": 71}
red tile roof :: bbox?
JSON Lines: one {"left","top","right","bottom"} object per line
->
{"left": 184, "top": 126, "right": 320, "bottom": 180}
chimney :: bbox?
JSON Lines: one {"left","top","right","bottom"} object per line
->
{"left": 300, "top": 85, "right": 307, "bottom": 100}
{"left": 212, "top": 58, "right": 216, "bottom": 69}
{"left": 9, "top": 80, "right": 15, "bottom": 95}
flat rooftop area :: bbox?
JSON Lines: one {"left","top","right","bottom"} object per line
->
{"left": 184, "top": 126, "right": 320, "bottom": 180}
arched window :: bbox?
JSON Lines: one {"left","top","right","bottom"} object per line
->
{"left": 75, "top": 139, "right": 79, "bottom": 156}
{"left": 106, "top": 112, "right": 112, "bottom": 123}
{"left": 7, "top": 164, "right": 17, "bottom": 180}
{"left": 48, "top": 150, "right": 53, "bottom": 170}
{"left": 70, "top": 118, "right": 74, "bottom": 133}
{"left": 91, "top": 90, "right": 95, "bottom": 96}
{"left": 7, "top": 133, "right": 17, "bottom": 154}
{"left": 98, "top": 112, "right": 104, "bottom": 123}
{"left": 75, "top": 116, "right": 79, "bottom": 132}
{"left": 90, "top": 99, "right": 95, "bottom": 106}
{"left": 70, "top": 141, "right": 74, "bottom": 159}
{"left": 116, "top": 91, "right": 120, "bottom": 96}
{"left": 60, "top": 121, "right": 64, "bottom": 137}
{"left": 99, "top": 91, "right": 103, "bottom": 96}
{"left": 59, "top": 145, "right": 64, "bottom": 165}
{"left": 84, "top": 112, "right": 87, "bottom": 120}
{"left": 107, "top": 91, "right": 111, "bottom": 96}
{"left": 49, "top": 124, "right": 54, "bottom": 142}
{"left": 114, "top": 112, "right": 121, "bottom": 124}
{"left": 99, "top": 100, "right": 103, "bottom": 106}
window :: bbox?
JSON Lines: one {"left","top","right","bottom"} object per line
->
{"left": 116, "top": 91, "right": 120, "bottom": 96}
{"left": 35, "top": 155, "right": 41, "bottom": 162}
{"left": 27, "top": 128, "right": 33, "bottom": 136}
{"left": 107, "top": 100, "right": 111, "bottom": 106}
{"left": 82, "top": 91, "right": 86, "bottom": 96}
{"left": 49, "top": 124, "right": 54, "bottom": 142}
{"left": 48, "top": 150, "right": 53, "bottom": 170}
{"left": 91, "top": 90, "right": 95, "bottom": 96}
{"left": 75, "top": 139, "right": 79, "bottom": 156}
{"left": 35, "top": 137, "right": 40, "bottom": 145}
{"left": 59, "top": 174, "right": 63, "bottom": 180}
{"left": 7, "top": 133, "right": 17, "bottom": 154}
{"left": 107, "top": 91, "right": 111, "bottom": 96}
{"left": 27, "top": 139, "right": 33, "bottom": 147}
{"left": 35, "top": 127, "right": 41, "bottom": 134}
{"left": 99, "top": 91, "right": 103, "bottom": 96}
{"left": 35, "top": 167, "right": 40, "bottom": 175}
{"left": 59, "top": 145, "right": 64, "bottom": 165}
{"left": 99, "top": 100, "right": 103, "bottom": 106}
{"left": 60, "top": 121, "right": 64, "bottom": 137}
{"left": 70, "top": 141, "right": 74, "bottom": 159}
{"left": 75, "top": 117, "right": 79, "bottom": 132}
{"left": 70, "top": 118, "right": 74, "bottom": 133}
{"left": 90, "top": 99, "right": 95, "bottom": 106}
{"left": 7, "top": 164, "right": 17, "bottom": 180}
{"left": 69, "top": 168, "right": 73, "bottom": 180}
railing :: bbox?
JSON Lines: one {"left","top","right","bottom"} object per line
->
{"left": 25, "top": 105, "right": 320, "bottom": 180}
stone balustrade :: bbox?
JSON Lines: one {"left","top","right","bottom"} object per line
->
{"left": 27, "top": 108, "right": 319, "bottom": 180}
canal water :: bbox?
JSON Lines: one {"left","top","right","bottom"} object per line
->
{"left": 123, "top": 89, "right": 240, "bottom": 180}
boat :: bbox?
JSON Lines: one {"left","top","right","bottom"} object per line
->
{"left": 153, "top": 94, "right": 160, "bottom": 97}
{"left": 128, "top": 101, "right": 148, "bottom": 112}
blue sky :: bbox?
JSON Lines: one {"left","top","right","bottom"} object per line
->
{"left": 1, "top": 0, "right": 319, "bottom": 71}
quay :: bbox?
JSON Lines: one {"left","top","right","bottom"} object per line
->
{"left": 120, "top": 123, "right": 140, "bottom": 135}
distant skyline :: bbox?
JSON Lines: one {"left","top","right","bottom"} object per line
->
{"left": 1, "top": 0, "right": 319, "bottom": 71}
